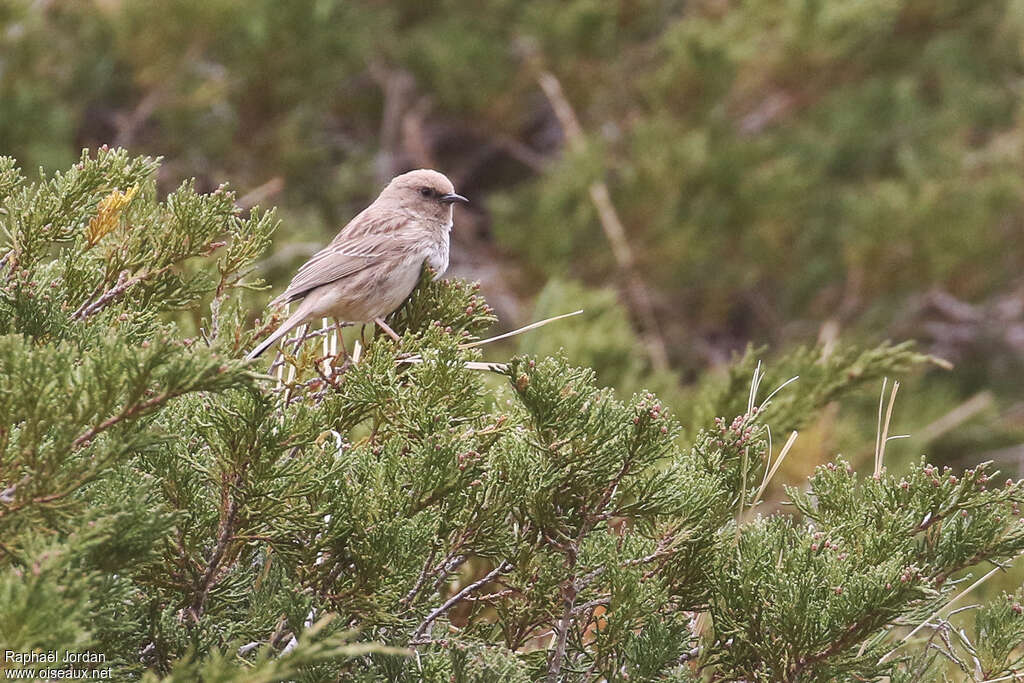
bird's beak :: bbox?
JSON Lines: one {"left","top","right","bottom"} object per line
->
{"left": 440, "top": 192, "right": 469, "bottom": 205}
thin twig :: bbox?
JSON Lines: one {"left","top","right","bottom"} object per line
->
{"left": 547, "top": 569, "right": 578, "bottom": 682}
{"left": 187, "top": 484, "right": 241, "bottom": 621}
{"left": 71, "top": 391, "right": 174, "bottom": 448}
{"left": 570, "top": 596, "right": 610, "bottom": 617}
{"left": 879, "top": 565, "right": 1002, "bottom": 664}
{"left": 430, "top": 553, "right": 468, "bottom": 595}
{"left": 410, "top": 561, "right": 512, "bottom": 645}
{"left": 72, "top": 264, "right": 174, "bottom": 320}
{"left": 401, "top": 547, "right": 439, "bottom": 607}
{"left": 978, "top": 673, "right": 1024, "bottom": 683}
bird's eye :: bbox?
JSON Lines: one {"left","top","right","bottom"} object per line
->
{"left": 419, "top": 187, "right": 433, "bottom": 197}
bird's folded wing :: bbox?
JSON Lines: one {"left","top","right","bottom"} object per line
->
{"left": 271, "top": 232, "right": 394, "bottom": 305}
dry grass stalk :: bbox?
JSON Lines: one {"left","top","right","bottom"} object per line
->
{"left": 754, "top": 430, "right": 799, "bottom": 506}
{"left": 874, "top": 379, "right": 901, "bottom": 479}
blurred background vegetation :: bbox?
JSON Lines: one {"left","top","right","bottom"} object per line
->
{"left": 3, "top": 0, "right": 1023, "bottom": 491}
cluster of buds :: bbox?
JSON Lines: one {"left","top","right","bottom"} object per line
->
{"left": 809, "top": 531, "right": 843, "bottom": 555}
{"left": 429, "top": 320, "right": 454, "bottom": 334}
{"left": 462, "top": 294, "right": 495, "bottom": 318}
{"left": 922, "top": 464, "right": 944, "bottom": 488}
{"left": 633, "top": 393, "right": 670, "bottom": 434}
{"left": 709, "top": 409, "right": 760, "bottom": 451}
{"left": 455, "top": 450, "right": 482, "bottom": 471}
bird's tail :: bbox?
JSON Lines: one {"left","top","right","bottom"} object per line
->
{"left": 246, "top": 310, "right": 306, "bottom": 360}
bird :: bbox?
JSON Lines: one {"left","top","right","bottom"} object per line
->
{"left": 246, "top": 169, "right": 468, "bottom": 360}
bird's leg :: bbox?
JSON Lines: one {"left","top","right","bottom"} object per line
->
{"left": 327, "top": 318, "right": 351, "bottom": 378}
{"left": 332, "top": 319, "right": 349, "bottom": 362}
{"left": 373, "top": 317, "right": 402, "bottom": 343}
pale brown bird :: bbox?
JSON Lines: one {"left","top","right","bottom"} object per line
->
{"left": 247, "top": 169, "right": 467, "bottom": 360}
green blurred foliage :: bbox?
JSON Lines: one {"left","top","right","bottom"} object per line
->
{"left": 2, "top": 0, "right": 1023, "bottom": 475}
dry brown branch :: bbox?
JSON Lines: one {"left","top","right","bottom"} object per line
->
{"left": 917, "top": 391, "right": 994, "bottom": 444}
{"left": 370, "top": 64, "right": 417, "bottom": 184}
{"left": 535, "top": 69, "right": 670, "bottom": 373}
{"left": 237, "top": 176, "right": 285, "bottom": 211}
{"left": 113, "top": 87, "right": 166, "bottom": 148}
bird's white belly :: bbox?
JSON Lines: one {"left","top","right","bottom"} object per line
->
{"left": 425, "top": 224, "right": 450, "bottom": 276}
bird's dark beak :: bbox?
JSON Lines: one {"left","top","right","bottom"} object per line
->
{"left": 440, "top": 192, "right": 469, "bottom": 204}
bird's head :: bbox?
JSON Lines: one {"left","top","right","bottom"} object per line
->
{"left": 379, "top": 169, "right": 468, "bottom": 225}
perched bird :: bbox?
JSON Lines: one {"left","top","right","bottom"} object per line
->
{"left": 246, "top": 169, "right": 467, "bottom": 360}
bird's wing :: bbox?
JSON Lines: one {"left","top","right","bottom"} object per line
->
{"left": 327, "top": 204, "right": 400, "bottom": 244}
{"left": 271, "top": 231, "right": 398, "bottom": 306}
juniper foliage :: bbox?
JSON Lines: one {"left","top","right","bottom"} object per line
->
{"left": 2, "top": 151, "right": 1024, "bottom": 681}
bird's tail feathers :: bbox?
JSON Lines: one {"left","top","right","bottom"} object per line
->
{"left": 246, "top": 311, "right": 305, "bottom": 361}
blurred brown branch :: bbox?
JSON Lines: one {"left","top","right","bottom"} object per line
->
{"left": 535, "top": 69, "right": 670, "bottom": 373}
